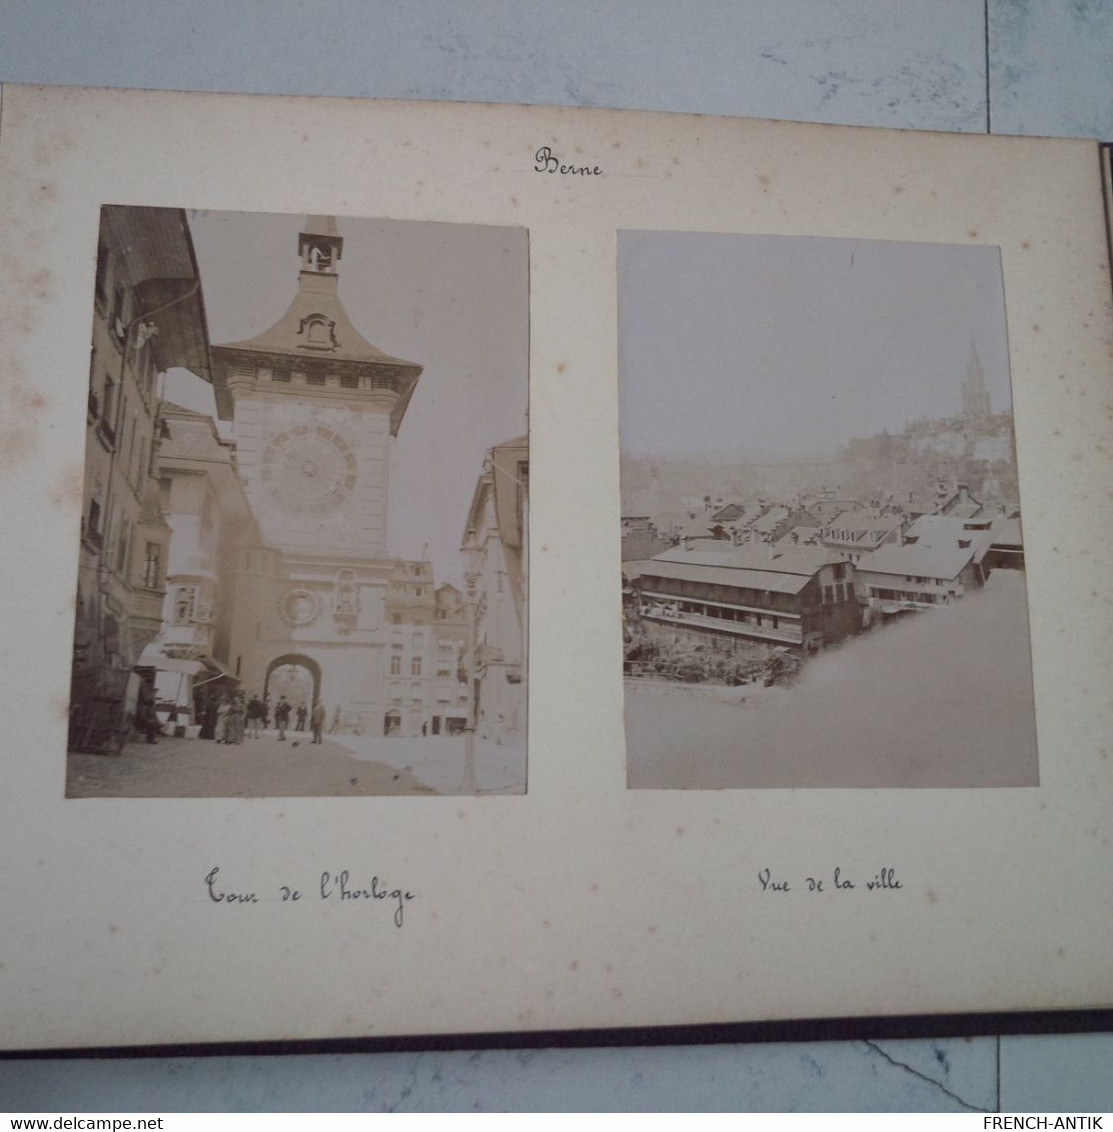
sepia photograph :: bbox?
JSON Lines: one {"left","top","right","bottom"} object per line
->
{"left": 67, "top": 206, "right": 528, "bottom": 797}
{"left": 619, "top": 230, "right": 1038, "bottom": 789}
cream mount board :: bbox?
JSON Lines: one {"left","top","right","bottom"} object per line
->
{"left": 1, "top": 84, "right": 1111, "bottom": 1050}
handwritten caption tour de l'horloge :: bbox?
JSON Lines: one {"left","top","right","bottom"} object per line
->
{"left": 757, "top": 867, "right": 903, "bottom": 895}
{"left": 204, "top": 866, "right": 416, "bottom": 928}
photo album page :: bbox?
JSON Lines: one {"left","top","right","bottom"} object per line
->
{"left": 1, "top": 84, "right": 1110, "bottom": 1050}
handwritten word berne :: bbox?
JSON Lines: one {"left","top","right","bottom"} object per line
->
{"left": 534, "top": 146, "right": 602, "bottom": 176}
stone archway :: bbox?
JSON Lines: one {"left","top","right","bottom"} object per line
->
{"left": 264, "top": 653, "right": 322, "bottom": 715}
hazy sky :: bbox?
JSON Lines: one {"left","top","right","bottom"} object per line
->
{"left": 165, "top": 210, "right": 528, "bottom": 586}
{"left": 618, "top": 231, "right": 1012, "bottom": 458}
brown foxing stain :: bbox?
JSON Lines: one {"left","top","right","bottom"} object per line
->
{"left": 1021, "top": 241, "right": 1031, "bottom": 250}
{"left": 1032, "top": 324, "right": 1040, "bottom": 332}
{"left": 509, "top": 195, "right": 519, "bottom": 207}
{"left": 49, "top": 461, "right": 84, "bottom": 510}
{"left": 675, "top": 826, "right": 685, "bottom": 836}
{"left": 635, "top": 157, "right": 646, "bottom": 169}
{"left": 53, "top": 695, "right": 70, "bottom": 722}
{"left": 556, "top": 362, "right": 566, "bottom": 374}
{"left": 612, "top": 141, "right": 621, "bottom": 149}
{"left": 926, "top": 889, "right": 938, "bottom": 905}
{"left": 569, "top": 959, "right": 579, "bottom": 971}
{"left": 757, "top": 173, "right": 771, "bottom": 192}
{"left": 968, "top": 230, "right": 978, "bottom": 239}
{"left": 893, "top": 185, "right": 904, "bottom": 194}
{"left": 0, "top": 372, "right": 40, "bottom": 470}
{"left": 26, "top": 269, "right": 51, "bottom": 300}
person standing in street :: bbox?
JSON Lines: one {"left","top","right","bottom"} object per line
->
{"left": 199, "top": 690, "right": 218, "bottom": 741}
{"left": 246, "top": 692, "right": 265, "bottom": 739}
{"left": 274, "top": 695, "right": 292, "bottom": 741}
{"left": 296, "top": 702, "right": 307, "bottom": 732}
{"left": 229, "top": 693, "right": 246, "bottom": 745}
{"left": 135, "top": 671, "right": 160, "bottom": 744}
{"left": 311, "top": 699, "right": 326, "bottom": 745}
{"left": 216, "top": 694, "right": 232, "bottom": 744}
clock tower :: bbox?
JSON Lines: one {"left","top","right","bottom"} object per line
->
{"left": 211, "top": 217, "right": 423, "bottom": 729}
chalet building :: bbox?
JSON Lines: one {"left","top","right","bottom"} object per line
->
{"left": 818, "top": 506, "right": 903, "bottom": 564}
{"left": 855, "top": 514, "right": 994, "bottom": 617}
{"left": 74, "top": 207, "right": 213, "bottom": 704}
{"left": 462, "top": 435, "right": 528, "bottom": 747}
{"left": 631, "top": 545, "right": 860, "bottom": 654}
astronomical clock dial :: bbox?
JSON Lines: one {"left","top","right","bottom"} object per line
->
{"left": 260, "top": 423, "right": 358, "bottom": 514}
{"left": 278, "top": 587, "right": 321, "bottom": 627}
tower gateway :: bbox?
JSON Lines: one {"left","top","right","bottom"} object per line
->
{"left": 211, "top": 216, "right": 423, "bottom": 733}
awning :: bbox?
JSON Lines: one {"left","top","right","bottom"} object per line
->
{"left": 136, "top": 645, "right": 204, "bottom": 675}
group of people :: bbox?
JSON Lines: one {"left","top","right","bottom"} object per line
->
{"left": 198, "top": 689, "right": 328, "bottom": 745}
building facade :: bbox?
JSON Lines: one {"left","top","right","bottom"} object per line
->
{"left": 631, "top": 545, "right": 860, "bottom": 654}
{"left": 210, "top": 216, "right": 425, "bottom": 736}
{"left": 150, "top": 402, "right": 259, "bottom": 712}
{"left": 73, "top": 207, "right": 213, "bottom": 713}
{"left": 461, "top": 436, "right": 528, "bottom": 748}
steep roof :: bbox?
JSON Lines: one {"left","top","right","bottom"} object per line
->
{"left": 858, "top": 542, "right": 976, "bottom": 581}
{"left": 645, "top": 544, "right": 840, "bottom": 593}
{"left": 215, "top": 270, "right": 420, "bottom": 371}
{"left": 102, "top": 205, "right": 212, "bottom": 385}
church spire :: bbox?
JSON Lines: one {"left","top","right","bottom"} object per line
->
{"left": 961, "top": 342, "right": 991, "bottom": 420}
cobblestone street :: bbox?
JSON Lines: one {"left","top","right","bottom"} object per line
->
{"left": 66, "top": 727, "right": 527, "bottom": 797}
{"left": 66, "top": 730, "right": 436, "bottom": 798}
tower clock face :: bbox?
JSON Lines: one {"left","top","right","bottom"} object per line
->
{"left": 261, "top": 423, "right": 358, "bottom": 514}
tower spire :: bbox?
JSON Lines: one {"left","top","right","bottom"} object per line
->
{"left": 961, "top": 341, "right": 991, "bottom": 420}
{"left": 298, "top": 215, "right": 343, "bottom": 276}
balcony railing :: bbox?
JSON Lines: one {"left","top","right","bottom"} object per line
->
{"left": 641, "top": 606, "right": 803, "bottom": 646}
